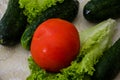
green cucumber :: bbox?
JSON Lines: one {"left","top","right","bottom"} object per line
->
{"left": 83, "top": 0, "right": 120, "bottom": 22}
{"left": 0, "top": 0, "right": 27, "bottom": 46}
{"left": 92, "top": 38, "right": 120, "bottom": 80}
{"left": 21, "top": 0, "right": 79, "bottom": 50}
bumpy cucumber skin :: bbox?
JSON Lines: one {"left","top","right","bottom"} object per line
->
{"left": 21, "top": 0, "right": 79, "bottom": 50}
{"left": 0, "top": 0, "right": 27, "bottom": 46}
{"left": 83, "top": 0, "right": 120, "bottom": 22}
{"left": 92, "top": 38, "right": 120, "bottom": 80}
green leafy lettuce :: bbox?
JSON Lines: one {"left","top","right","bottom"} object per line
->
{"left": 27, "top": 19, "right": 116, "bottom": 80}
{"left": 19, "top": 0, "right": 64, "bottom": 23}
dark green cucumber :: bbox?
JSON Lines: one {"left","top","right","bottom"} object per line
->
{"left": 21, "top": 0, "right": 79, "bottom": 50}
{"left": 0, "top": 0, "right": 27, "bottom": 46}
{"left": 83, "top": 0, "right": 120, "bottom": 22}
{"left": 92, "top": 38, "right": 120, "bottom": 80}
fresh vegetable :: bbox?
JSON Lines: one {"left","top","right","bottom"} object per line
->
{"left": 21, "top": 0, "right": 79, "bottom": 50}
{"left": 0, "top": 0, "right": 27, "bottom": 46}
{"left": 83, "top": 0, "right": 120, "bottom": 22}
{"left": 31, "top": 18, "right": 80, "bottom": 72}
{"left": 19, "top": 0, "right": 64, "bottom": 23}
{"left": 92, "top": 38, "right": 120, "bottom": 80}
{"left": 27, "top": 19, "right": 116, "bottom": 80}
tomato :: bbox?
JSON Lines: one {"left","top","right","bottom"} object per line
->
{"left": 31, "top": 18, "right": 80, "bottom": 72}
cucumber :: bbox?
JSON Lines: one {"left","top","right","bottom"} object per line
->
{"left": 21, "top": 0, "right": 79, "bottom": 50}
{"left": 0, "top": 0, "right": 27, "bottom": 46}
{"left": 83, "top": 0, "right": 120, "bottom": 22}
{"left": 92, "top": 38, "right": 120, "bottom": 80}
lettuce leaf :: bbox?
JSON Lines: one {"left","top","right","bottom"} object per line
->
{"left": 75, "top": 19, "right": 116, "bottom": 75}
{"left": 27, "top": 19, "right": 116, "bottom": 80}
{"left": 19, "top": 0, "right": 64, "bottom": 23}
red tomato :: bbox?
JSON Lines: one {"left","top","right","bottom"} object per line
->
{"left": 31, "top": 18, "right": 80, "bottom": 72}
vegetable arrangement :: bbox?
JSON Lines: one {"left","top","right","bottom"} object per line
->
{"left": 27, "top": 19, "right": 118, "bottom": 80}
{"left": 0, "top": 0, "right": 120, "bottom": 80}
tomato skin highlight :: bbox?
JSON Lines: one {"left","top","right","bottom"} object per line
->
{"left": 31, "top": 18, "right": 80, "bottom": 72}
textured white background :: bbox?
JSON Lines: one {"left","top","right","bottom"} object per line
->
{"left": 0, "top": 0, "right": 120, "bottom": 80}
